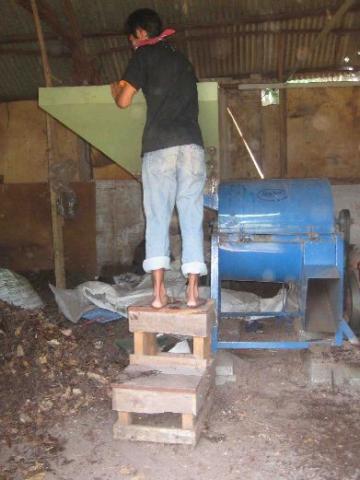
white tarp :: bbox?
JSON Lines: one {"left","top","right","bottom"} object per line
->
{"left": 51, "top": 269, "right": 288, "bottom": 323}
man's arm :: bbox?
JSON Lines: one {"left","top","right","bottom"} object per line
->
{"left": 110, "top": 80, "right": 137, "bottom": 109}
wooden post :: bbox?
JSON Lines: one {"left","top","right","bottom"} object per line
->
{"left": 193, "top": 337, "right": 211, "bottom": 360}
{"left": 279, "top": 89, "right": 288, "bottom": 178}
{"left": 118, "top": 411, "right": 133, "bottom": 426}
{"left": 182, "top": 413, "right": 194, "bottom": 430}
{"left": 277, "top": 33, "right": 285, "bottom": 83}
{"left": 30, "top": 0, "right": 66, "bottom": 287}
{"left": 134, "top": 332, "right": 158, "bottom": 356}
{"left": 219, "top": 86, "right": 229, "bottom": 181}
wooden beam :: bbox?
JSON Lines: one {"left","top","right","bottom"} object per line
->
{"left": 61, "top": 0, "right": 100, "bottom": 84}
{"left": 0, "top": 47, "right": 69, "bottom": 57}
{"left": 206, "top": 65, "right": 360, "bottom": 83}
{"left": 1, "top": 28, "right": 358, "bottom": 59}
{"left": 225, "top": 80, "right": 360, "bottom": 90}
{"left": 279, "top": 90, "right": 288, "bottom": 178}
{"left": 30, "top": 0, "right": 66, "bottom": 288}
{"left": 2, "top": 21, "right": 359, "bottom": 46}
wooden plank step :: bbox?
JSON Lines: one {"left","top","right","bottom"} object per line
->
{"left": 128, "top": 299, "right": 215, "bottom": 338}
{"left": 112, "top": 362, "right": 214, "bottom": 416}
{"left": 113, "top": 388, "right": 214, "bottom": 446}
{"left": 130, "top": 352, "right": 209, "bottom": 370}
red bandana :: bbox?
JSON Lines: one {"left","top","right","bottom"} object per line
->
{"left": 134, "top": 28, "right": 176, "bottom": 49}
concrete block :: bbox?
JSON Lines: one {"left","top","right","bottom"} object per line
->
{"left": 215, "top": 351, "right": 235, "bottom": 377}
{"left": 308, "top": 361, "right": 333, "bottom": 385}
{"left": 214, "top": 351, "right": 237, "bottom": 385}
{"left": 334, "top": 363, "right": 360, "bottom": 389}
{"left": 216, "top": 374, "right": 237, "bottom": 386}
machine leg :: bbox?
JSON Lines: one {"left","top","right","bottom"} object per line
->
{"left": 335, "top": 319, "right": 359, "bottom": 346}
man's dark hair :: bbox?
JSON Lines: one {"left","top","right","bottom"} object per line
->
{"left": 124, "top": 9, "right": 163, "bottom": 38}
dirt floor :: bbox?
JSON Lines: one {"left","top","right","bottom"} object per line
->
{"left": 1, "top": 279, "right": 360, "bottom": 480}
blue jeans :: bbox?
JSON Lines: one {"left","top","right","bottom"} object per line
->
{"left": 142, "top": 144, "right": 207, "bottom": 277}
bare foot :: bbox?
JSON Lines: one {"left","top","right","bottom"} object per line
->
{"left": 151, "top": 268, "right": 168, "bottom": 309}
{"left": 151, "top": 293, "right": 169, "bottom": 309}
{"left": 186, "top": 297, "right": 207, "bottom": 308}
{"left": 186, "top": 273, "right": 206, "bottom": 308}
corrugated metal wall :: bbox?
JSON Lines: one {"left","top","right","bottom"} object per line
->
{"left": 0, "top": 0, "right": 359, "bottom": 100}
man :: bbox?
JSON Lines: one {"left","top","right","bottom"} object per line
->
{"left": 111, "top": 8, "right": 207, "bottom": 308}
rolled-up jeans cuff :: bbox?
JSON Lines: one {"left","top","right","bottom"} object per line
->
{"left": 143, "top": 256, "right": 171, "bottom": 273}
{"left": 182, "top": 261, "right": 208, "bottom": 277}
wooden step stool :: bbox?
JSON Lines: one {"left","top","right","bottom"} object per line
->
{"left": 112, "top": 300, "right": 215, "bottom": 445}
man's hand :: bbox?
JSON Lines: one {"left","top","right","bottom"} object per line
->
{"left": 110, "top": 80, "right": 137, "bottom": 109}
{"left": 110, "top": 81, "right": 121, "bottom": 100}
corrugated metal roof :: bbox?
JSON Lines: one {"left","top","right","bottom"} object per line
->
{"left": 0, "top": 0, "right": 359, "bottom": 101}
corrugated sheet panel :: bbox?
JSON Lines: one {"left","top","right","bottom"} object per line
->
{"left": 0, "top": 0, "right": 359, "bottom": 101}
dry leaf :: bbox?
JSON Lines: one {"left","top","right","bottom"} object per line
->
{"left": 16, "top": 345, "right": 24, "bottom": 357}
{"left": 37, "top": 355, "right": 47, "bottom": 365}
{"left": 61, "top": 328, "right": 72, "bottom": 337}
{"left": 87, "top": 372, "right": 107, "bottom": 384}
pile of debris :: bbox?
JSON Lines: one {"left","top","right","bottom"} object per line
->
{"left": 0, "top": 299, "right": 128, "bottom": 478}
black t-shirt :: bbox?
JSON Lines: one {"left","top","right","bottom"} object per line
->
{"left": 122, "top": 42, "right": 203, "bottom": 155}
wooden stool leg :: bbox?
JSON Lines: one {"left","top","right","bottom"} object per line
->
{"left": 182, "top": 413, "right": 194, "bottom": 430}
{"left": 118, "top": 412, "right": 132, "bottom": 426}
{"left": 134, "top": 332, "right": 157, "bottom": 355}
{"left": 193, "top": 336, "right": 211, "bottom": 359}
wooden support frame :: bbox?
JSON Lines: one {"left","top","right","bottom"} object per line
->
{"left": 113, "top": 387, "right": 214, "bottom": 446}
{"left": 118, "top": 411, "right": 133, "bottom": 426}
{"left": 133, "top": 332, "right": 158, "bottom": 356}
{"left": 279, "top": 89, "right": 288, "bottom": 178}
{"left": 193, "top": 337, "right": 211, "bottom": 360}
{"left": 61, "top": 0, "right": 100, "bottom": 84}
{"left": 182, "top": 413, "right": 195, "bottom": 430}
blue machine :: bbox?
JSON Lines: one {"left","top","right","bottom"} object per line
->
{"left": 205, "top": 178, "right": 357, "bottom": 350}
